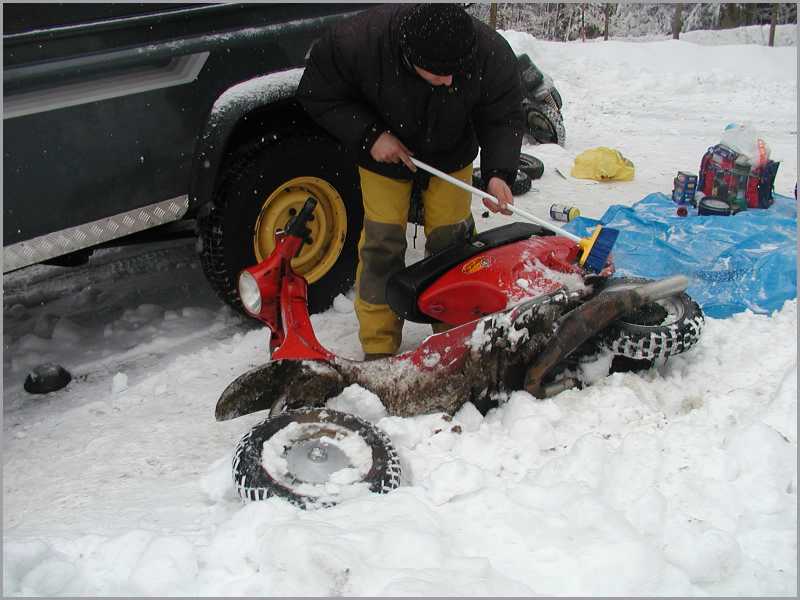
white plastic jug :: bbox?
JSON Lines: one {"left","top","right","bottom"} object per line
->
{"left": 720, "top": 123, "right": 771, "bottom": 168}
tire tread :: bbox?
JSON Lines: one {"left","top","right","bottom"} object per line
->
{"left": 232, "top": 408, "right": 401, "bottom": 509}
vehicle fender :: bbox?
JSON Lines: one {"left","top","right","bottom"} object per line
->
{"left": 189, "top": 68, "right": 308, "bottom": 215}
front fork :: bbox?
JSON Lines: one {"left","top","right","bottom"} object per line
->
{"left": 242, "top": 197, "right": 334, "bottom": 362}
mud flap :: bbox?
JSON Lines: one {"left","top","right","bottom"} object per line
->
{"left": 215, "top": 360, "right": 346, "bottom": 421}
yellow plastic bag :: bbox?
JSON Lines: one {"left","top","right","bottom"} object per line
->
{"left": 571, "top": 147, "right": 635, "bottom": 182}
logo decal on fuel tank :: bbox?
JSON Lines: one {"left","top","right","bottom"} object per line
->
{"left": 462, "top": 256, "right": 493, "bottom": 274}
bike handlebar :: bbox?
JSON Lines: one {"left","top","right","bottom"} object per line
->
{"left": 285, "top": 197, "right": 317, "bottom": 240}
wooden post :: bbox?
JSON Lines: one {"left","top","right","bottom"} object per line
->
{"left": 604, "top": 3, "right": 610, "bottom": 41}
{"left": 672, "top": 3, "right": 683, "bottom": 40}
{"left": 769, "top": 3, "right": 778, "bottom": 47}
{"left": 489, "top": 2, "right": 498, "bottom": 30}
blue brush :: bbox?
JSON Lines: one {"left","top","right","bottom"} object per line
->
{"left": 574, "top": 224, "right": 620, "bottom": 272}
{"left": 409, "top": 157, "right": 620, "bottom": 272}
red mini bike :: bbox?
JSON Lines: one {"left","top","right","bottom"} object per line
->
{"left": 217, "top": 198, "right": 704, "bottom": 508}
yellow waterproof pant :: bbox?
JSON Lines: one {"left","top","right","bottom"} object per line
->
{"left": 355, "top": 165, "right": 474, "bottom": 355}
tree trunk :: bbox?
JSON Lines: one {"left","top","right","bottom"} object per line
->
{"left": 553, "top": 3, "right": 561, "bottom": 41}
{"left": 489, "top": 2, "right": 498, "bottom": 30}
{"left": 580, "top": 3, "right": 586, "bottom": 42}
{"left": 769, "top": 3, "right": 778, "bottom": 47}
{"left": 743, "top": 3, "right": 755, "bottom": 26}
{"left": 565, "top": 4, "right": 574, "bottom": 42}
{"left": 672, "top": 3, "right": 683, "bottom": 40}
{"left": 604, "top": 3, "right": 610, "bottom": 41}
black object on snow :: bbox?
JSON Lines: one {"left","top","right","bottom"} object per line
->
{"left": 24, "top": 363, "right": 72, "bottom": 394}
{"left": 519, "top": 152, "right": 545, "bottom": 180}
{"left": 472, "top": 168, "right": 532, "bottom": 196}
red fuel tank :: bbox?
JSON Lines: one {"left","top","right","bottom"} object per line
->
{"left": 418, "top": 236, "right": 589, "bottom": 325}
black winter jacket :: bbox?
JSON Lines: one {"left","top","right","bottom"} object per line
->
{"left": 297, "top": 4, "right": 524, "bottom": 184}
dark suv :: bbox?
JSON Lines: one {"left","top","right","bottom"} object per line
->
{"left": 3, "top": 3, "right": 564, "bottom": 314}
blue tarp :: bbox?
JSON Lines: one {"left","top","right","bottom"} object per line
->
{"left": 564, "top": 193, "right": 797, "bottom": 319}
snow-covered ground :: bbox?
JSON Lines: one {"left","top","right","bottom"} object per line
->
{"left": 3, "top": 27, "right": 797, "bottom": 596}
{"left": 612, "top": 23, "right": 797, "bottom": 46}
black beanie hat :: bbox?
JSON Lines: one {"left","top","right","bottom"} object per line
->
{"left": 400, "top": 4, "right": 477, "bottom": 76}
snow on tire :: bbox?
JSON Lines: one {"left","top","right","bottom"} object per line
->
{"left": 524, "top": 102, "right": 566, "bottom": 147}
{"left": 232, "top": 408, "right": 401, "bottom": 509}
{"left": 600, "top": 277, "right": 705, "bottom": 361}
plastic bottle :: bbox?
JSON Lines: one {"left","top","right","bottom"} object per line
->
{"left": 721, "top": 122, "right": 770, "bottom": 167}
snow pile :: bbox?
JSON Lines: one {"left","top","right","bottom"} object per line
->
{"left": 326, "top": 384, "right": 388, "bottom": 423}
{"left": 4, "top": 302, "right": 796, "bottom": 596}
{"left": 3, "top": 26, "right": 797, "bottom": 597}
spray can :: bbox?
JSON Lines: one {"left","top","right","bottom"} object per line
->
{"left": 549, "top": 204, "right": 580, "bottom": 222}
{"left": 672, "top": 171, "right": 698, "bottom": 205}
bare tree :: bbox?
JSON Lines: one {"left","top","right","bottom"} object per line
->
{"left": 489, "top": 2, "right": 498, "bottom": 30}
{"left": 552, "top": 3, "right": 561, "bottom": 40}
{"left": 565, "top": 4, "right": 574, "bottom": 42}
{"left": 580, "top": 3, "right": 586, "bottom": 41}
{"left": 672, "top": 3, "right": 683, "bottom": 39}
{"left": 604, "top": 3, "right": 610, "bottom": 41}
{"left": 769, "top": 3, "right": 778, "bottom": 47}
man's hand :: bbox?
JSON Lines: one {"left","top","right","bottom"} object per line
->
{"left": 483, "top": 177, "right": 514, "bottom": 216}
{"left": 370, "top": 132, "right": 416, "bottom": 172}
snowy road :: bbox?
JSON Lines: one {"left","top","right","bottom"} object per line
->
{"left": 3, "top": 26, "right": 797, "bottom": 596}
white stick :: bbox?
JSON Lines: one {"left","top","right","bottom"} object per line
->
{"left": 409, "top": 157, "right": 581, "bottom": 243}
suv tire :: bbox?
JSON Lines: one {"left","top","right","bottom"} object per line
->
{"left": 199, "top": 130, "right": 363, "bottom": 315}
{"left": 525, "top": 102, "right": 566, "bottom": 147}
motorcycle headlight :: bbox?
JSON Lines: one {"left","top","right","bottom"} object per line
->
{"left": 238, "top": 270, "right": 262, "bottom": 315}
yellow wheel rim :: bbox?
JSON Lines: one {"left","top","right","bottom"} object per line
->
{"left": 253, "top": 176, "right": 348, "bottom": 283}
